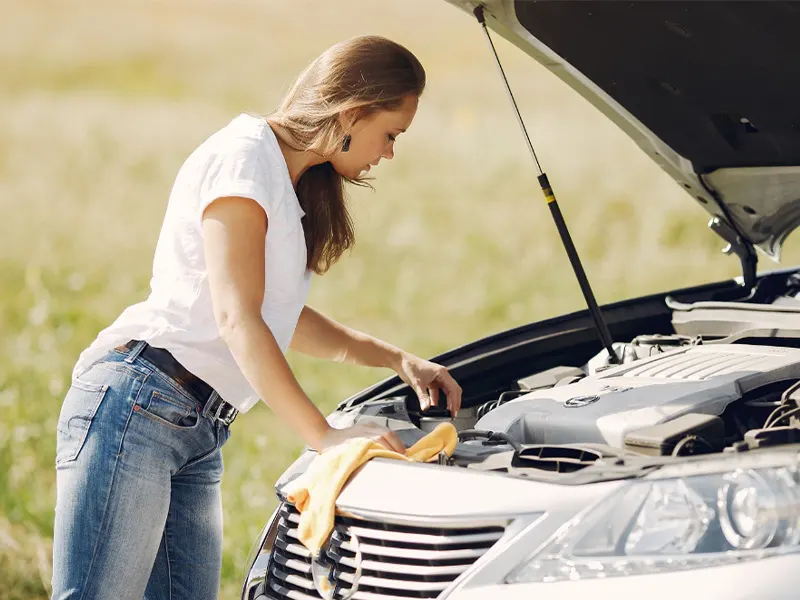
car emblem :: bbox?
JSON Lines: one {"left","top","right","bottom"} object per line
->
{"left": 311, "top": 531, "right": 363, "bottom": 600}
{"left": 565, "top": 394, "right": 600, "bottom": 408}
{"left": 599, "top": 385, "right": 632, "bottom": 394}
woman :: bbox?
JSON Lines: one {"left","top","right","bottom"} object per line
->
{"left": 52, "top": 35, "right": 462, "bottom": 600}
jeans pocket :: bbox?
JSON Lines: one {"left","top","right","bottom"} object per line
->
{"left": 56, "top": 379, "right": 110, "bottom": 466}
{"left": 135, "top": 389, "right": 200, "bottom": 430}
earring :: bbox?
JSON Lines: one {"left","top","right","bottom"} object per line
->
{"left": 341, "top": 134, "right": 351, "bottom": 153}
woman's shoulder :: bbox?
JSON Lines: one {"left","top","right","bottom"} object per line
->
{"left": 205, "top": 113, "right": 264, "bottom": 147}
{"left": 226, "top": 112, "right": 269, "bottom": 135}
{"left": 203, "top": 113, "right": 282, "bottom": 162}
{"left": 187, "top": 114, "right": 297, "bottom": 217}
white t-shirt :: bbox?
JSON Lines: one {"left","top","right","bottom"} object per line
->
{"left": 73, "top": 114, "right": 313, "bottom": 413}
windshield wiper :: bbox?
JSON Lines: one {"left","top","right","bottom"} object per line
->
{"left": 473, "top": 5, "right": 620, "bottom": 364}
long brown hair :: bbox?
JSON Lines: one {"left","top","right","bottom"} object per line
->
{"left": 266, "top": 36, "right": 426, "bottom": 275}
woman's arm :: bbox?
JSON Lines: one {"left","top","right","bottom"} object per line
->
{"left": 202, "top": 196, "right": 405, "bottom": 452}
{"left": 291, "top": 306, "right": 463, "bottom": 415}
{"left": 291, "top": 305, "right": 403, "bottom": 369}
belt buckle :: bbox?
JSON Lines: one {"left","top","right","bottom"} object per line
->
{"left": 211, "top": 396, "right": 237, "bottom": 426}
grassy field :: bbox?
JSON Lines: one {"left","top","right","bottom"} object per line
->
{"left": 3, "top": 0, "right": 799, "bottom": 598}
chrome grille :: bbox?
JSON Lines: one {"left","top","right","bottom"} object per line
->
{"left": 266, "top": 503, "right": 505, "bottom": 600}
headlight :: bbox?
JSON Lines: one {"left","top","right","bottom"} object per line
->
{"left": 507, "top": 459, "right": 800, "bottom": 584}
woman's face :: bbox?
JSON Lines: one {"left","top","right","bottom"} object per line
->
{"left": 331, "top": 94, "right": 419, "bottom": 179}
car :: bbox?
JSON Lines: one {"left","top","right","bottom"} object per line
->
{"left": 242, "top": 2, "right": 800, "bottom": 599}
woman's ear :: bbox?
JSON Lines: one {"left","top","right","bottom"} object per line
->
{"left": 337, "top": 107, "right": 362, "bottom": 131}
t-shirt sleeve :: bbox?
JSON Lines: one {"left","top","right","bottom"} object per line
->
{"left": 198, "top": 133, "right": 274, "bottom": 218}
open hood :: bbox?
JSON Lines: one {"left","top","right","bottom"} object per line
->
{"left": 445, "top": 0, "right": 800, "bottom": 265}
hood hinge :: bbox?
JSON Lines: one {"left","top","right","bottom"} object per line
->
{"left": 699, "top": 173, "right": 758, "bottom": 295}
{"left": 708, "top": 216, "right": 758, "bottom": 294}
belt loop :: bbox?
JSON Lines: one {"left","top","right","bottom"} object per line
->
{"left": 125, "top": 340, "right": 148, "bottom": 364}
{"left": 202, "top": 390, "right": 220, "bottom": 418}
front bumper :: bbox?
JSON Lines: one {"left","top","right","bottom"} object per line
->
{"left": 246, "top": 529, "right": 799, "bottom": 600}
{"left": 245, "top": 453, "right": 800, "bottom": 599}
{"left": 450, "top": 554, "right": 799, "bottom": 600}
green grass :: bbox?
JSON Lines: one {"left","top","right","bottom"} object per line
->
{"left": 4, "top": 0, "right": 800, "bottom": 597}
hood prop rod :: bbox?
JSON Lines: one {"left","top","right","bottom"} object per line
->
{"left": 473, "top": 5, "right": 620, "bottom": 364}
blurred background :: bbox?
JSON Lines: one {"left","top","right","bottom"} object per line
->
{"left": 4, "top": 0, "right": 800, "bottom": 598}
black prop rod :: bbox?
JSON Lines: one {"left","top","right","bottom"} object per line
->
{"left": 473, "top": 5, "right": 620, "bottom": 364}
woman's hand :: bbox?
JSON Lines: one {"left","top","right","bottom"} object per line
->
{"left": 319, "top": 423, "right": 406, "bottom": 454}
{"left": 394, "top": 352, "right": 463, "bottom": 416}
{"left": 289, "top": 308, "right": 463, "bottom": 417}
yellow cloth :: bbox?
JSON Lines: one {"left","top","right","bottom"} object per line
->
{"left": 283, "top": 422, "right": 458, "bottom": 555}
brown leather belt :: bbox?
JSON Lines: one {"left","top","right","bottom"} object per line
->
{"left": 122, "top": 340, "right": 238, "bottom": 426}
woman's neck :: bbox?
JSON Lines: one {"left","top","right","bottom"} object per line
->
{"left": 267, "top": 122, "right": 327, "bottom": 188}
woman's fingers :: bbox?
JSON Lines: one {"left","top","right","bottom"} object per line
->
{"left": 378, "top": 430, "right": 406, "bottom": 455}
{"left": 323, "top": 423, "right": 407, "bottom": 455}
{"left": 428, "top": 386, "right": 439, "bottom": 409}
{"left": 442, "top": 373, "right": 462, "bottom": 416}
{"left": 354, "top": 424, "right": 406, "bottom": 455}
{"left": 432, "top": 368, "right": 462, "bottom": 417}
{"left": 409, "top": 378, "right": 431, "bottom": 411}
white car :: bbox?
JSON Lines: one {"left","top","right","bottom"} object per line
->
{"left": 243, "top": 1, "right": 800, "bottom": 599}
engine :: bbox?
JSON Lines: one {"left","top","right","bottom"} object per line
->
{"left": 473, "top": 342, "right": 800, "bottom": 457}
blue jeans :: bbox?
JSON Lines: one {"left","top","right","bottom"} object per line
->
{"left": 52, "top": 341, "right": 232, "bottom": 600}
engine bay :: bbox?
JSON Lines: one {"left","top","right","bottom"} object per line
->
{"left": 472, "top": 340, "right": 800, "bottom": 452}
{"left": 382, "top": 338, "right": 798, "bottom": 479}
{"left": 399, "top": 338, "right": 800, "bottom": 475}
{"left": 341, "top": 272, "right": 800, "bottom": 479}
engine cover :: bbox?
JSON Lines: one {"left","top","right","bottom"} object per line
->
{"left": 474, "top": 344, "right": 800, "bottom": 448}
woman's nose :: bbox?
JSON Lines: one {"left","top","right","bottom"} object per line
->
{"left": 382, "top": 145, "right": 394, "bottom": 160}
